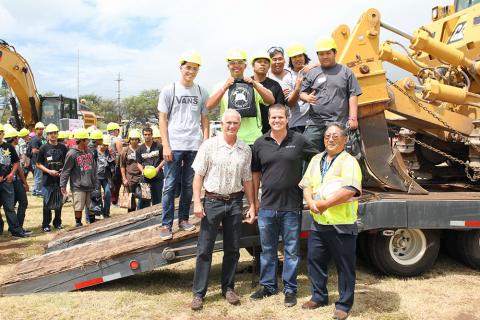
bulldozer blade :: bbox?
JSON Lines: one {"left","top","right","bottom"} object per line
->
{"left": 359, "top": 112, "right": 428, "bottom": 194}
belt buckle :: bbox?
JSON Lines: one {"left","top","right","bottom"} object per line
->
{"left": 222, "top": 194, "right": 231, "bottom": 201}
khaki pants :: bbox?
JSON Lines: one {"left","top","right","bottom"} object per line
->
{"left": 72, "top": 191, "right": 91, "bottom": 211}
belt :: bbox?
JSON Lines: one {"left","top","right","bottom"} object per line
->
{"left": 205, "top": 191, "right": 243, "bottom": 201}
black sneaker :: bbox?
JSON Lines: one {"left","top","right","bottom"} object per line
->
{"left": 54, "top": 224, "right": 64, "bottom": 230}
{"left": 43, "top": 226, "right": 52, "bottom": 233}
{"left": 12, "top": 232, "right": 28, "bottom": 238}
{"left": 23, "top": 229, "right": 33, "bottom": 235}
{"left": 284, "top": 292, "right": 297, "bottom": 307}
{"left": 250, "top": 287, "right": 275, "bottom": 300}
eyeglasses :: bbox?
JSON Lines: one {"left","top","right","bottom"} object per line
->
{"left": 324, "top": 134, "right": 341, "bottom": 141}
{"left": 267, "top": 46, "right": 284, "bottom": 56}
{"left": 228, "top": 60, "right": 246, "bottom": 65}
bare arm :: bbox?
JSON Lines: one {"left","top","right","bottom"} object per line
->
{"left": 206, "top": 78, "right": 234, "bottom": 110}
{"left": 252, "top": 171, "right": 261, "bottom": 214}
{"left": 192, "top": 174, "right": 205, "bottom": 218}
{"left": 201, "top": 115, "right": 209, "bottom": 140}
{"left": 242, "top": 179, "right": 256, "bottom": 224}
{"left": 248, "top": 79, "right": 274, "bottom": 105}
{"left": 159, "top": 112, "right": 172, "bottom": 162}
{"left": 347, "top": 95, "right": 359, "bottom": 129}
{"left": 315, "top": 188, "right": 356, "bottom": 213}
{"left": 287, "top": 74, "right": 303, "bottom": 107}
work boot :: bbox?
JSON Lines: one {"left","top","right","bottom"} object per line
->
{"left": 302, "top": 299, "right": 327, "bottom": 310}
{"left": 284, "top": 292, "right": 297, "bottom": 307}
{"left": 191, "top": 295, "right": 203, "bottom": 311}
{"left": 159, "top": 226, "right": 173, "bottom": 240}
{"left": 333, "top": 309, "right": 349, "bottom": 320}
{"left": 179, "top": 220, "right": 196, "bottom": 232}
{"left": 223, "top": 289, "right": 240, "bottom": 305}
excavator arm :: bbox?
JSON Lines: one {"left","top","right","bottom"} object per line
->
{"left": 0, "top": 40, "right": 40, "bottom": 127}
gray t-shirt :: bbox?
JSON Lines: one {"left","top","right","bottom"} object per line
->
{"left": 285, "top": 70, "right": 310, "bottom": 128}
{"left": 302, "top": 63, "right": 362, "bottom": 126}
{"left": 158, "top": 81, "right": 209, "bottom": 151}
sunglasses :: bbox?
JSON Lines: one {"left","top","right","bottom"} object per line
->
{"left": 267, "top": 46, "right": 284, "bottom": 56}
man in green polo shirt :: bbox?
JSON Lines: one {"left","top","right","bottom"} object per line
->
{"left": 300, "top": 122, "right": 362, "bottom": 320}
{"left": 207, "top": 48, "right": 274, "bottom": 145}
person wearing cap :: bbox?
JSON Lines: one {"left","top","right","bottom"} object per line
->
{"left": 300, "top": 38, "right": 362, "bottom": 152}
{"left": 60, "top": 128, "right": 98, "bottom": 227}
{"left": 31, "top": 122, "right": 46, "bottom": 197}
{"left": 4, "top": 127, "right": 31, "bottom": 235}
{"left": 136, "top": 126, "right": 164, "bottom": 209}
{"left": 158, "top": 50, "right": 209, "bottom": 240}
{"left": 0, "top": 124, "right": 26, "bottom": 238}
{"left": 36, "top": 124, "right": 68, "bottom": 232}
{"left": 120, "top": 129, "right": 142, "bottom": 212}
{"left": 207, "top": 49, "right": 275, "bottom": 146}
{"left": 299, "top": 122, "right": 362, "bottom": 320}
{"left": 95, "top": 134, "right": 115, "bottom": 218}
{"left": 151, "top": 126, "right": 161, "bottom": 144}
{"left": 250, "top": 52, "right": 285, "bottom": 134}
{"left": 106, "top": 122, "right": 124, "bottom": 207}
{"left": 17, "top": 128, "right": 31, "bottom": 178}
{"left": 57, "top": 131, "right": 69, "bottom": 145}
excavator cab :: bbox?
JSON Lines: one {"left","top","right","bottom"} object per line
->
{"left": 455, "top": 0, "right": 480, "bottom": 11}
{"left": 40, "top": 95, "right": 78, "bottom": 126}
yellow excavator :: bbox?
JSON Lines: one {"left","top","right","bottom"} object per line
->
{"left": 332, "top": 0, "right": 480, "bottom": 194}
{"left": 0, "top": 40, "right": 96, "bottom": 129}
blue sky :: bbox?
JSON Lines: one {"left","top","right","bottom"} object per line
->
{"left": 0, "top": 0, "right": 449, "bottom": 99}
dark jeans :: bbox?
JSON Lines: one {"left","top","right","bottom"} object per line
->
{"left": 192, "top": 197, "right": 243, "bottom": 298}
{"left": 111, "top": 166, "right": 122, "bottom": 205}
{"left": 42, "top": 185, "right": 62, "bottom": 228}
{"left": 128, "top": 184, "right": 139, "bottom": 212}
{"left": 139, "top": 178, "right": 163, "bottom": 209}
{"left": 99, "top": 178, "right": 111, "bottom": 216}
{"left": 13, "top": 178, "right": 28, "bottom": 228}
{"left": 303, "top": 125, "right": 326, "bottom": 152}
{"left": 0, "top": 181, "right": 24, "bottom": 235}
{"left": 307, "top": 228, "right": 357, "bottom": 313}
{"left": 162, "top": 150, "right": 196, "bottom": 228}
{"left": 258, "top": 209, "right": 301, "bottom": 294}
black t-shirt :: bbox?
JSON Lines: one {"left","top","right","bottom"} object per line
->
{"left": 37, "top": 143, "right": 68, "bottom": 185}
{"left": 0, "top": 142, "right": 20, "bottom": 177}
{"left": 136, "top": 141, "right": 164, "bottom": 181}
{"left": 31, "top": 135, "right": 45, "bottom": 162}
{"left": 255, "top": 77, "right": 286, "bottom": 134}
{"left": 252, "top": 130, "right": 318, "bottom": 211}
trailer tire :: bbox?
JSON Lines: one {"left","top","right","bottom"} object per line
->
{"left": 442, "top": 230, "right": 459, "bottom": 259}
{"left": 456, "top": 230, "right": 480, "bottom": 270}
{"left": 357, "top": 232, "right": 372, "bottom": 265}
{"left": 368, "top": 229, "right": 440, "bottom": 277}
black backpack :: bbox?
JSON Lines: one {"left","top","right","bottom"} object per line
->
{"left": 227, "top": 80, "right": 257, "bottom": 118}
{"left": 26, "top": 141, "right": 33, "bottom": 159}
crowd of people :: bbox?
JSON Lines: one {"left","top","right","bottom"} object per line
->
{"left": 0, "top": 37, "right": 362, "bottom": 320}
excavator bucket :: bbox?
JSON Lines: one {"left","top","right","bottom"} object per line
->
{"left": 358, "top": 111, "right": 428, "bottom": 194}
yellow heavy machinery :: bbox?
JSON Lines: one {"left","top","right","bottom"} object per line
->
{"left": 0, "top": 40, "right": 96, "bottom": 129}
{"left": 333, "top": 0, "right": 480, "bottom": 193}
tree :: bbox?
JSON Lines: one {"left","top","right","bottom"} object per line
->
{"left": 122, "top": 89, "right": 160, "bottom": 123}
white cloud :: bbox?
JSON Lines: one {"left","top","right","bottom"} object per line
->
{"left": 0, "top": 0, "right": 452, "bottom": 99}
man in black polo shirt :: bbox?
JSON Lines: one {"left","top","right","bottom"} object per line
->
{"left": 250, "top": 104, "right": 317, "bottom": 307}
{"left": 251, "top": 52, "right": 285, "bottom": 134}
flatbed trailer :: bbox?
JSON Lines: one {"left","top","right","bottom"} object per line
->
{"left": 1, "top": 190, "right": 479, "bottom": 296}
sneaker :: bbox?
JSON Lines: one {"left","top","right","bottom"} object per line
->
{"left": 23, "top": 229, "right": 33, "bottom": 235}
{"left": 12, "top": 232, "right": 28, "bottom": 238}
{"left": 302, "top": 299, "right": 327, "bottom": 310}
{"left": 191, "top": 295, "right": 203, "bottom": 311}
{"left": 224, "top": 289, "right": 240, "bottom": 305}
{"left": 159, "top": 226, "right": 173, "bottom": 240}
{"left": 178, "top": 220, "right": 196, "bottom": 232}
{"left": 75, "top": 222, "right": 83, "bottom": 228}
{"left": 42, "top": 226, "right": 52, "bottom": 233}
{"left": 333, "top": 309, "right": 350, "bottom": 320}
{"left": 54, "top": 224, "right": 64, "bottom": 230}
{"left": 250, "top": 287, "right": 275, "bottom": 300}
{"left": 284, "top": 292, "right": 297, "bottom": 307}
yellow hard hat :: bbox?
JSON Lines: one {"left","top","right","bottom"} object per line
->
{"left": 86, "top": 125, "right": 97, "bottom": 133}
{"left": 250, "top": 51, "right": 271, "bottom": 65}
{"left": 90, "top": 129, "right": 103, "bottom": 140}
{"left": 226, "top": 48, "right": 247, "bottom": 62}
{"left": 68, "top": 131, "right": 74, "bottom": 139}
{"left": 143, "top": 165, "right": 157, "bottom": 179}
{"left": 19, "top": 128, "right": 29, "bottom": 137}
{"left": 128, "top": 129, "right": 141, "bottom": 139}
{"left": 102, "top": 134, "right": 111, "bottom": 145}
{"left": 315, "top": 37, "right": 337, "bottom": 52}
{"left": 4, "top": 127, "right": 18, "bottom": 139}
{"left": 35, "top": 122, "right": 45, "bottom": 129}
{"left": 179, "top": 50, "right": 202, "bottom": 66}
{"left": 73, "top": 128, "right": 89, "bottom": 139}
{"left": 286, "top": 43, "right": 306, "bottom": 58}
{"left": 106, "top": 122, "right": 120, "bottom": 131}
{"left": 4, "top": 123, "right": 13, "bottom": 131}
{"left": 151, "top": 126, "right": 160, "bottom": 138}
{"left": 0, "top": 124, "right": 4, "bottom": 132}
{"left": 57, "top": 131, "right": 68, "bottom": 139}
{"left": 45, "top": 123, "right": 59, "bottom": 134}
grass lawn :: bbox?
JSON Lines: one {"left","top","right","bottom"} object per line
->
{"left": 0, "top": 179, "right": 479, "bottom": 319}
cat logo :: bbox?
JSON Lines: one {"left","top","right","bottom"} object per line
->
{"left": 230, "top": 87, "right": 251, "bottom": 110}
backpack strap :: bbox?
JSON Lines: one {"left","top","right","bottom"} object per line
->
{"left": 168, "top": 82, "right": 176, "bottom": 120}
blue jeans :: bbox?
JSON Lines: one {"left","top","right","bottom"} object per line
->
{"left": 303, "top": 125, "right": 326, "bottom": 152}
{"left": 100, "top": 179, "right": 111, "bottom": 216}
{"left": 33, "top": 164, "right": 43, "bottom": 195}
{"left": 0, "top": 181, "right": 24, "bottom": 235}
{"left": 161, "top": 150, "right": 196, "bottom": 228}
{"left": 258, "top": 209, "right": 302, "bottom": 294}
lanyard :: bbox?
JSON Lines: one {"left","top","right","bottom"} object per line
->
{"left": 320, "top": 152, "right": 339, "bottom": 183}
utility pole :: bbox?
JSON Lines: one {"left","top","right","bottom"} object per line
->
{"left": 77, "top": 48, "right": 80, "bottom": 108}
{"left": 114, "top": 73, "right": 123, "bottom": 121}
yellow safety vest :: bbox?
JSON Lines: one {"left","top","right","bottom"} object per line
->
{"left": 301, "top": 151, "right": 362, "bottom": 225}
